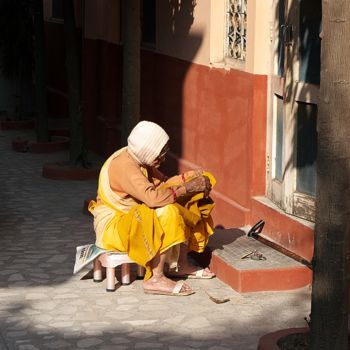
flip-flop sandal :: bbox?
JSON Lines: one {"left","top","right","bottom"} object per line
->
{"left": 144, "top": 280, "right": 195, "bottom": 296}
{"left": 184, "top": 269, "right": 216, "bottom": 279}
{"left": 167, "top": 268, "right": 216, "bottom": 280}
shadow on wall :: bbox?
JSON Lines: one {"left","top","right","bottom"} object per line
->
{"left": 144, "top": 0, "right": 203, "bottom": 175}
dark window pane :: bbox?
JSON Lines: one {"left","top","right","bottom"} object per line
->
{"left": 275, "top": 95, "right": 284, "bottom": 181}
{"left": 142, "top": 0, "right": 156, "bottom": 45}
{"left": 299, "top": 0, "right": 321, "bottom": 84}
{"left": 296, "top": 102, "right": 317, "bottom": 196}
{"left": 52, "top": 0, "right": 63, "bottom": 20}
{"left": 277, "top": 0, "right": 285, "bottom": 77}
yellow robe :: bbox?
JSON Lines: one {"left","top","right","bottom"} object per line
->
{"left": 89, "top": 148, "right": 216, "bottom": 280}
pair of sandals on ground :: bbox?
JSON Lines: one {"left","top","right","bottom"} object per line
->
{"left": 143, "top": 264, "right": 215, "bottom": 297}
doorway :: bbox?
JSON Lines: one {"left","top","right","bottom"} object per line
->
{"left": 267, "top": 0, "right": 321, "bottom": 222}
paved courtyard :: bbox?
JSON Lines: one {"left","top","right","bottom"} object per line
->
{"left": 0, "top": 128, "right": 311, "bottom": 350}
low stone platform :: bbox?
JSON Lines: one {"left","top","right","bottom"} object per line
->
{"left": 208, "top": 228, "right": 312, "bottom": 293}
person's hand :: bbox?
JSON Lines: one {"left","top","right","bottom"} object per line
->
{"left": 203, "top": 175, "right": 212, "bottom": 197}
{"left": 184, "top": 175, "right": 212, "bottom": 197}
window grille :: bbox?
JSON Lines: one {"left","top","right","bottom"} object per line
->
{"left": 226, "top": 0, "right": 247, "bottom": 60}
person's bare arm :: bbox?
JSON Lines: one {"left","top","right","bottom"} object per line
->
{"left": 109, "top": 156, "right": 184, "bottom": 207}
{"left": 109, "top": 154, "right": 211, "bottom": 207}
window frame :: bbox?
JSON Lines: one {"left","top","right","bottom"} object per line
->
{"left": 223, "top": 0, "right": 247, "bottom": 70}
{"left": 266, "top": 0, "right": 319, "bottom": 223}
{"left": 44, "top": 0, "right": 64, "bottom": 23}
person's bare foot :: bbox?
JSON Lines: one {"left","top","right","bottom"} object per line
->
{"left": 143, "top": 273, "right": 194, "bottom": 295}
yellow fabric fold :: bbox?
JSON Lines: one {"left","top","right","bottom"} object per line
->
{"left": 89, "top": 148, "right": 216, "bottom": 280}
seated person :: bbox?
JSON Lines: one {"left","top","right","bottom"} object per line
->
{"left": 89, "top": 121, "right": 216, "bottom": 296}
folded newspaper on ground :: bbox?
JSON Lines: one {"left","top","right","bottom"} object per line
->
{"left": 73, "top": 244, "right": 108, "bottom": 274}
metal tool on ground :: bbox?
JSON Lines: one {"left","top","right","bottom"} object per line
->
{"left": 203, "top": 289, "right": 230, "bottom": 304}
{"left": 247, "top": 219, "right": 313, "bottom": 270}
{"left": 241, "top": 249, "right": 267, "bottom": 261}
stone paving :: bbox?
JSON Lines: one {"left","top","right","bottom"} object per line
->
{"left": 0, "top": 128, "right": 311, "bottom": 350}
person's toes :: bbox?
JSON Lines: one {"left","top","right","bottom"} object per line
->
{"left": 180, "top": 283, "right": 192, "bottom": 293}
{"left": 203, "top": 267, "right": 215, "bottom": 277}
{"left": 183, "top": 285, "right": 190, "bottom": 292}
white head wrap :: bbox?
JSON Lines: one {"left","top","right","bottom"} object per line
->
{"left": 127, "top": 121, "right": 170, "bottom": 165}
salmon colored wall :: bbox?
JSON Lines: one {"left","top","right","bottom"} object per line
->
{"left": 147, "top": 53, "right": 267, "bottom": 228}
{"left": 251, "top": 198, "right": 314, "bottom": 260}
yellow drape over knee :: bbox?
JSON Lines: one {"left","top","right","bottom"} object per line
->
{"left": 101, "top": 203, "right": 197, "bottom": 280}
{"left": 89, "top": 168, "right": 216, "bottom": 280}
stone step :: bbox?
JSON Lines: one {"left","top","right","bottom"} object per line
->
{"left": 208, "top": 227, "right": 312, "bottom": 293}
